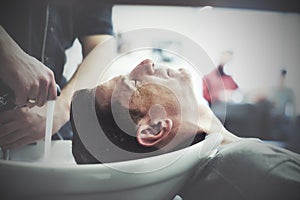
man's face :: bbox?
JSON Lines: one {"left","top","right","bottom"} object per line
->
{"left": 95, "top": 59, "right": 200, "bottom": 148}
{"left": 98, "top": 59, "right": 197, "bottom": 114}
{"left": 219, "top": 52, "right": 233, "bottom": 66}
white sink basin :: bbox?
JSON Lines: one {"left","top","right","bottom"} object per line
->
{"left": 0, "top": 133, "right": 222, "bottom": 200}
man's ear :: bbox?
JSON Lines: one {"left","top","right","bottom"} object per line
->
{"left": 136, "top": 119, "right": 173, "bottom": 147}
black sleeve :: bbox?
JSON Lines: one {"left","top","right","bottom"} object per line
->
{"left": 73, "top": 0, "right": 113, "bottom": 37}
{"left": 179, "top": 139, "right": 300, "bottom": 200}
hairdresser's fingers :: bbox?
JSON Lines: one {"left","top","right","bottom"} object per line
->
{"left": 13, "top": 80, "right": 38, "bottom": 106}
{"left": 0, "top": 121, "right": 19, "bottom": 139}
{"left": 36, "top": 79, "right": 49, "bottom": 107}
{"left": 14, "top": 91, "right": 27, "bottom": 108}
{"left": 0, "top": 128, "right": 25, "bottom": 147}
{"left": 25, "top": 83, "right": 39, "bottom": 107}
{"left": 1, "top": 136, "right": 32, "bottom": 150}
{"left": 47, "top": 81, "right": 57, "bottom": 101}
{"left": 0, "top": 109, "right": 22, "bottom": 124}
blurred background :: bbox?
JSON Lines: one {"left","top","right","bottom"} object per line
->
{"left": 64, "top": 0, "right": 300, "bottom": 153}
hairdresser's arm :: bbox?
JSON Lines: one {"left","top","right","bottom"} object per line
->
{"left": 0, "top": 25, "right": 57, "bottom": 107}
{"left": 0, "top": 35, "right": 112, "bottom": 149}
{"left": 57, "top": 35, "right": 111, "bottom": 122}
{"left": 54, "top": 34, "right": 112, "bottom": 128}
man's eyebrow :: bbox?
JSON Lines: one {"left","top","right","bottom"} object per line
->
{"left": 120, "top": 76, "right": 137, "bottom": 91}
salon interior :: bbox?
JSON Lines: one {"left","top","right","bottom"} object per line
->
{"left": 64, "top": 0, "right": 300, "bottom": 151}
{"left": 1, "top": 0, "right": 300, "bottom": 199}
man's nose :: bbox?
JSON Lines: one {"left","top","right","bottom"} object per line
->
{"left": 130, "top": 59, "right": 155, "bottom": 78}
{"left": 140, "top": 59, "right": 154, "bottom": 65}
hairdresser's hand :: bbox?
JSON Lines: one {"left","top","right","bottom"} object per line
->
{"left": 0, "top": 25, "right": 57, "bottom": 107}
{"left": 0, "top": 100, "right": 69, "bottom": 150}
{"left": 5, "top": 56, "right": 57, "bottom": 107}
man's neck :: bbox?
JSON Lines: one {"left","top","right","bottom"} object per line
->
{"left": 194, "top": 103, "right": 240, "bottom": 145}
{"left": 217, "top": 65, "right": 225, "bottom": 76}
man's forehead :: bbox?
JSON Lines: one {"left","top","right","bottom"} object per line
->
{"left": 100, "top": 75, "right": 125, "bottom": 91}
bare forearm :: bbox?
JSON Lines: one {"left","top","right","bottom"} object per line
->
{"left": 0, "top": 25, "right": 22, "bottom": 73}
{"left": 0, "top": 25, "right": 57, "bottom": 106}
{"left": 54, "top": 34, "right": 113, "bottom": 125}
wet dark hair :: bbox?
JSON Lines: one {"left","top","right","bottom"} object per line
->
{"left": 281, "top": 69, "right": 287, "bottom": 76}
{"left": 95, "top": 100, "right": 158, "bottom": 154}
{"left": 71, "top": 89, "right": 157, "bottom": 164}
{"left": 71, "top": 88, "right": 205, "bottom": 164}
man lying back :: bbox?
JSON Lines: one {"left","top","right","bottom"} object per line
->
{"left": 71, "top": 59, "right": 300, "bottom": 200}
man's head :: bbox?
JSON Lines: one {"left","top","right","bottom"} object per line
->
{"left": 219, "top": 51, "right": 233, "bottom": 66}
{"left": 72, "top": 59, "right": 206, "bottom": 164}
{"left": 279, "top": 69, "right": 287, "bottom": 88}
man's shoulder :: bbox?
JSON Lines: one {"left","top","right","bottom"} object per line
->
{"left": 199, "top": 139, "right": 300, "bottom": 199}
{"left": 214, "top": 138, "right": 300, "bottom": 171}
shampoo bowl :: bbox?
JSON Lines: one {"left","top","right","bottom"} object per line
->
{"left": 0, "top": 133, "right": 222, "bottom": 200}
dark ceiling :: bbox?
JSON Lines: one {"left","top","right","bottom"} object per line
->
{"left": 113, "top": 0, "right": 300, "bottom": 13}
